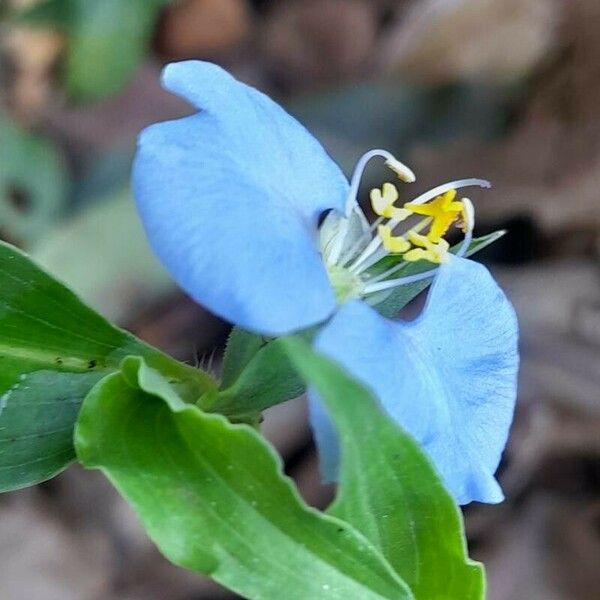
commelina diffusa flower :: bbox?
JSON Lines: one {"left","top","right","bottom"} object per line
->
{"left": 133, "top": 61, "right": 519, "bottom": 505}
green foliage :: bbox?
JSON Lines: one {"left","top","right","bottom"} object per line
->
{"left": 0, "top": 113, "right": 68, "bottom": 247}
{"left": 211, "top": 335, "right": 304, "bottom": 420}
{"left": 13, "top": 0, "right": 171, "bottom": 102}
{"left": 220, "top": 327, "right": 265, "bottom": 389}
{"left": 0, "top": 241, "right": 215, "bottom": 491}
{"left": 283, "top": 337, "right": 486, "bottom": 599}
{"left": 75, "top": 357, "right": 414, "bottom": 600}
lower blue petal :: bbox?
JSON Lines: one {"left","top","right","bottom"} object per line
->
{"left": 310, "top": 256, "right": 519, "bottom": 504}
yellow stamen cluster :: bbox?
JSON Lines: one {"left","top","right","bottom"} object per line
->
{"left": 405, "top": 190, "right": 463, "bottom": 242}
{"left": 370, "top": 185, "right": 467, "bottom": 264}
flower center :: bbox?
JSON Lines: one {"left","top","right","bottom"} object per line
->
{"left": 326, "top": 264, "right": 364, "bottom": 303}
{"left": 319, "top": 149, "right": 489, "bottom": 303}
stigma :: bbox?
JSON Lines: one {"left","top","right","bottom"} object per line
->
{"left": 319, "top": 149, "right": 489, "bottom": 302}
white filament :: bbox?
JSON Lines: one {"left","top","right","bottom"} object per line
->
{"left": 363, "top": 268, "right": 439, "bottom": 295}
{"left": 406, "top": 178, "right": 490, "bottom": 207}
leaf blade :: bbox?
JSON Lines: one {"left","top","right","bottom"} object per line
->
{"left": 75, "top": 358, "right": 414, "bottom": 600}
{"left": 0, "top": 240, "right": 214, "bottom": 491}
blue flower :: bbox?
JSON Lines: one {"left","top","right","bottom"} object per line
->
{"left": 133, "top": 60, "right": 519, "bottom": 504}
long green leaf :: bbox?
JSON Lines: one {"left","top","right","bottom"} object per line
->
{"left": 0, "top": 241, "right": 215, "bottom": 491}
{"left": 75, "top": 357, "right": 413, "bottom": 600}
{"left": 283, "top": 338, "right": 485, "bottom": 599}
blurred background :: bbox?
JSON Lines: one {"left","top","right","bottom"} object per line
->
{"left": 1, "top": 0, "right": 599, "bottom": 598}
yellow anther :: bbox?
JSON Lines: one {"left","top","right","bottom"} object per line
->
{"left": 404, "top": 231, "right": 450, "bottom": 264}
{"left": 370, "top": 183, "right": 411, "bottom": 220}
{"left": 370, "top": 183, "right": 403, "bottom": 219}
{"left": 404, "top": 189, "right": 464, "bottom": 242}
{"left": 378, "top": 224, "right": 411, "bottom": 254}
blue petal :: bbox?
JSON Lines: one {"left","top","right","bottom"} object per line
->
{"left": 310, "top": 256, "right": 519, "bottom": 504}
{"left": 133, "top": 61, "right": 348, "bottom": 335}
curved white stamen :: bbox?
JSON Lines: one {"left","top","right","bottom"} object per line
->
{"left": 407, "top": 179, "right": 490, "bottom": 207}
{"left": 367, "top": 216, "right": 385, "bottom": 235}
{"left": 348, "top": 226, "right": 396, "bottom": 274}
{"left": 328, "top": 149, "right": 415, "bottom": 265}
{"left": 363, "top": 268, "right": 438, "bottom": 295}
{"left": 456, "top": 197, "right": 475, "bottom": 257}
{"left": 337, "top": 216, "right": 383, "bottom": 267}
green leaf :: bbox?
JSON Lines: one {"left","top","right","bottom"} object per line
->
{"left": 374, "top": 231, "right": 505, "bottom": 318}
{"left": 283, "top": 338, "right": 485, "bottom": 600}
{"left": 0, "top": 241, "right": 215, "bottom": 491}
{"left": 211, "top": 335, "right": 304, "bottom": 419}
{"left": 0, "top": 113, "right": 68, "bottom": 247}
{"left": 13, "top": 0, "right": 169, "bottom": 102}
{"left": 220, "top": 327, "right": 265, "bottom": 389}
{"left": 75, "top": 357, "right": 414, "bottom": 600}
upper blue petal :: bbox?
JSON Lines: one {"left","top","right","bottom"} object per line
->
{"left": 133, "top": 61, "right": 348, "bottom": 336}
{"left": 310, "top": 256, "right": 519, "bottom": 504}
